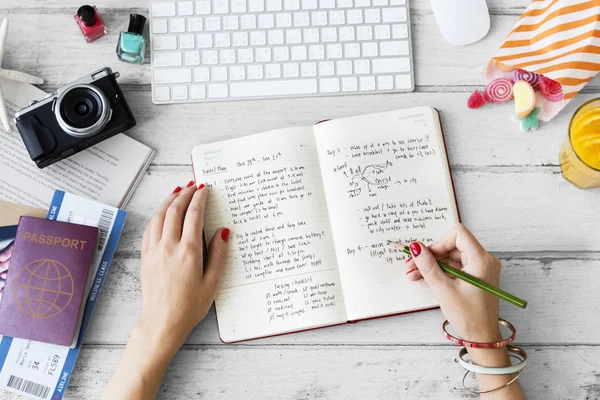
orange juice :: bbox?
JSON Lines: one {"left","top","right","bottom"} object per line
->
{"left": 560, "top": 99, "right": 600, "bottom": 189}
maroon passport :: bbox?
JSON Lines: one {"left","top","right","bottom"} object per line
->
{"left": 0, "top": 217, "right": 98, "bottom": 346}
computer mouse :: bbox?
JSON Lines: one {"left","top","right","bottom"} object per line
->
{"left": 429, "top": 0, "right": 491, "bottom": 46}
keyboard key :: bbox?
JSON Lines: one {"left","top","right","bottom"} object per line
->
{"left": 259, "top": 14, "right": 275, "bottom": 29}
{"left": 202, "top": 50, "right": 218, "bottom": 64}
{"left": 392, "top": 24, "right": 409, "bottom": 39}
{"left": 291, "top": 45, "right": 307, "bottom": 60}
{"left": 256, "top": 47, "right": 272, "bottom": 62}
{"left": 326, "top": 44, "right": 342, "bottom": 59}
{"left": 266, "top": 64, "right": 282, "bottom": 78}
{"left": 184, "top": 51, "right": 200, "bottom": 65}
{"left": 373, "top": 0, "right": 387, "bottom": 4}
{"left": 329, "top": 10, "right": 345, "bottom": 25}
{"left": 338, "top": 0, "right": 352, "bottom": 6}
{"left": 359, "top": 76, "right": 375, "bottom": 91}
{"left": 301, "top": 62, "right": 317, "bottom": 76}
{"left": 304, "top": 28, "right": 319, "bottom": 43}
{"left": 312, "top": 11, "right": 327, "bottom": 26}
{"left": 321, "top": 27, "right": 337, "bottom": 42}
{"left": 380, "top": 41, "right": 409, "bottom": 56}
{"left": 154, "top": 52, "right": 183, "bottom": 67}
{"left": 342, "top": 77, "right": 358, "bottom": 91}
{"left": 274, "top": 46, "right": 290, "bottom": 61}
{"left": 267, "top": 0, "right": 283, "bottom": 11}
{"left": 339, "top": 26, "right": 355, "bottom": 41}
{"left": 195, "top": 0, "right": 211, "bottom": 14}
{"left": 268, "top": 30, "right": 285, "bottom": 45}
{"left": 355, "top": 0, "right": 370, "bottom": 6}
{"left": 294, "top": 12, "right": 310, "bottom": 27}
{"left": 223, "top": 16, "right": 239, "bottom": 30}
{"left": 277, "top": 13, "right": 293, "bottom": 27}
{"left": 205, "top": 17, "right": 221, "bottom": 31}
{"left": 230, "top": 79, "right": 318, "bottom": 97}
{"left": 301, "top": 0, "right": 318, "bottom": 9}
{"left": 215, "top": 33, "right": 231, "bottom": 47}
{"left": 179, "top": 34, "right": 195, "bottom": 49}
{"left": 391, "top": 0, "right": 406, "bottom": 4}
{"left": 220, "top": 49, "right": 236, "bottom": 63}
{"left": 372, "top": 57, "right": 410, "bottom": 73}
{"left": 152, "top": 2, "right": 176, "bottom": 17}
{"left": 320, "top": 78, "right": 340, "bottom": 92}
{"left": 214, "top": 0, "right": 230, "bottom": 14}
{"left": 320, "top": 0, "right": 335, "bottom": 8}
{"left": 395, "top": 74, "right": 412, "bottom": 89}
{"left": 357, "top": 25, "right": 372, "bottom": 40}
{"left": 232, "top": 32, "right": 249, "bottom": 46}
{"left": 318, "top": 61, "right": 334, "bottom": 76}
{"left": 240, "top": 15, "right": 256, "bottom": 29}
{"left": 283, "top": 63, "right": 300, "bottom": 77}
{"left": 377, "top": 75, "right": 393, "bottom": 90}
{"left": 154, "top": 68, "right": 192, "bottom": 84}
{"left": 382, "top": 7, "right": 407, "bottom": 22}
{"left": 336, "top": 60, "right": 352, "bottom": 75}
{"left": 230, "top": 66, "right": 246, "bottom": 80}
{"left": 194, "top": 67, "right": 210, "bottom": 81}
{"left": 347, "top": 10, "right": 363, "bottom": 24}
{"left": 196, "top": 33, "right": 213, "bottom": 47}
{"left": 208, "top": 84, "right": 229, "bottom": 98}
{"left": 154, "top": 86, "right": 170, "bottom": 101}
{"left": 247, "top": 65, "right": 264, "bottom": 79}
{"left": 344, "top": 43, "right": 360, "bottom": 58}
{"left": 374, "top": 25, "right": 391, "bottom": 40}
{"left": 362, "top": 42, "right": 378, "bottom": 57}
{"left": 152, "top": 19, "right": 168, "bottom": 34}
{"left": 232, "top": 0, "right": 248, "bottom": 12}
{"left": 187, "top": 18, "right": 203, "bottom": 32}
{"left": 249, "top": 0, "right": 265, "bottom": 11}
{"left": 285, "top": 0, "right": 301, "bottom": 10}
{"left": 153, "top": 35, "right": 178, "bottom": 50}
{"left": 212, "top": 66, "right": 228, "bottom": 81}
{"left": 364, "top": 8, "right": 380, "bottom": 23}
{"left": 309, "top": 45, "right": 325, "bottom": 59}
{"left": 238, "top": 48, "right": 254, "bottom": 62}
{"left": 190, "top": 85, "right": 207, "bottom": 99}
{"left": 178, "top": 1, "right": 194, "bottom": 15}
{"left": 354, "top": 59, "right": 370, "bottom": 74}
{"left": 172, "top": 85, "right": 188, "bottom": 100}
{"left": 286, "top": 29, "right": 302, "bottom": 44}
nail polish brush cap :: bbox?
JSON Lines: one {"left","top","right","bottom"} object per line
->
{"left": 127, "top": 13, "right": 147, "bottom": 35}
{"left": 77, "top": 5, "right": 97, "bottom": 27}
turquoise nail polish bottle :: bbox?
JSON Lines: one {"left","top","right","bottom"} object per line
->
{"left": 116, "top": 14, "right": 147, "bottom": 64}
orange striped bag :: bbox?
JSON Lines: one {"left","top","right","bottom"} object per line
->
{"left": 482, "top": 0, "right": 600, "bottom": 121}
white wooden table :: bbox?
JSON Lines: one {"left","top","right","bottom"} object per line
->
{"left": 4, "top": 0, "right": 600, "bottom": 398}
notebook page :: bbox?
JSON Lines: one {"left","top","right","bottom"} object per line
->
{"left": 313, "top": 107, "right": 459, "bottom": 321}
{"left": 192, "top": 127, "right": 347, "bottom": 343}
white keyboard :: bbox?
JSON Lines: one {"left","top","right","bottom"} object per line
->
{"left": 149, "top": 0, "right": 414, "bottom": 104}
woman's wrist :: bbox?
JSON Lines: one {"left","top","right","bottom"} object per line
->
{"left": 132, "top": 319, "right": 185, "bottom": 363}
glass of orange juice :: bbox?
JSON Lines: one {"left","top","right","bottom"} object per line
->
{"left": 560, "top": 98, "right": 600, "bottom": 189}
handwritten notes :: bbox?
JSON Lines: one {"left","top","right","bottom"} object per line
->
{"left": 314, "top": 107, "right": 459, "bottom": 320}
{"left": 192, "top": 126, "right": 347, "bottom": 342}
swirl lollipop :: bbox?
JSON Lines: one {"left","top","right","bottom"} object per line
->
{"left": 484, "top": 78, "right": 514, "bottom": 104}
{"left": 513, "top": 68, "right": 540, "bottom": 90}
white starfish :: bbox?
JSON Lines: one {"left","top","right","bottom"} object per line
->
{"left": 0, "top": 18, "right": 44, "bottom": 132}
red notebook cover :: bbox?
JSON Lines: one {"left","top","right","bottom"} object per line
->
{"left": 0, "top": 217, "right": 98, "bottom": 346}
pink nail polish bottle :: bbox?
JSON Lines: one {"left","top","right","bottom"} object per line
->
{"left": 74, "top": 5, "right": 108, "bottom": 43}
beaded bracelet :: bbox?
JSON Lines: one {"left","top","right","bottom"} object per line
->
{"left": 442, "top": 318, "right": 516, "bottom": 348}
{"left": 458, "top": 345, "right": 528, "bottom": 375}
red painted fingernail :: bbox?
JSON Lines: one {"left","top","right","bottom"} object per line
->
{"left": 406, "top": 268, "right": 417, "bottom": 275}
{"left": 197, "top": 183, "right": 205, "bottom": 190}
{"left": 409, "top": 242, "right": 421, "bottom": 257}
{"left": 172, "top": 186, "right": 182, "bottom": 194}
{"left": 187, "top": 180, "right": 195, "bottom": 187}
{"left": 405, "top": 257, "right": 412, "bottom": 263}
{"left": 221, "top": 228, "right": 230, "bottom": 242}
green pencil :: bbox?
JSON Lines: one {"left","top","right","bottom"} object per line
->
{"left": 389, "top": 241, "right": 527, "bottom": 309}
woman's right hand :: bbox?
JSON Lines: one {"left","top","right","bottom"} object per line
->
{"left": 404, "top": 223, "right": 503, "bottom": 343}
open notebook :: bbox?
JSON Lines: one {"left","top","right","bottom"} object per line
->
{"left": 192, "top": 107, "right": 459, "bottom": 343}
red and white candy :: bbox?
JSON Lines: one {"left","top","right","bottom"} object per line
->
{"left": 484, "top": 78, "right": 514, "bottom": 104}
{"left": 512, "top": 68, "right": 540, "bottom": 90}
{"left": 539, "top": 76, "right": 564, "bottom": 102}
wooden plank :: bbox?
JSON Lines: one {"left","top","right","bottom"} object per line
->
{"left": 120, "top": 90, "right": 599, "bottom": 167}
{"left": 2, "top": 346, "right": 597, "bottom": 399}
{"left": 116, "top": 166, "right": 600, "bottom": 254}
{"left": 85, "top": 254, "right": 600, "bottom": 345}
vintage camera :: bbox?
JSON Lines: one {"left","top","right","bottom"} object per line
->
{"left": 14, "top": 67, "right": 136, "bottom": 168}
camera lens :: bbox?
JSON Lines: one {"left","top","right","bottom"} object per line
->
{"left": 55, "top": 84, "right": 111, "bottom": 138}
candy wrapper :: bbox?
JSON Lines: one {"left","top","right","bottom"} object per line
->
{"left": 483, "top": 0, "right": 600, "bottom": 121}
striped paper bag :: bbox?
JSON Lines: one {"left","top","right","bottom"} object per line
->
{"left": 483, "top": 0, "right": 600, "bottom": 121}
